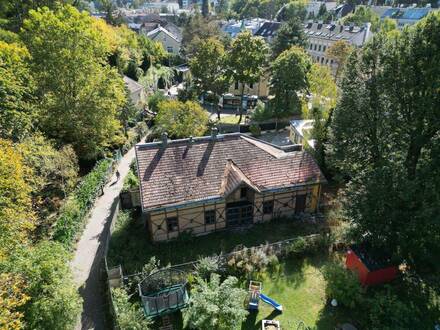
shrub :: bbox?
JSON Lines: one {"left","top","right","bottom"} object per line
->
{"left": 147, "top": 91, "right": 166, "bottom": 113}
{"left": 249, "top": 123, "right": 261, "bottom": 137}
{"left": 226, "top": 244, "right": 278, "bottom": 279}
{"left": 195, "top": 256, "right": 220, "bottom": 279}
{"left": 183, "top": 274, "right": 248, "bottom": 330}
{"left": 122, "top": 169, "right": 139, "bottom": 192}
{"left": 322, "top": 263, "right": 364, "bottom": 308}
{"left": 250, "top": 101, "right": 272, "bottom": 122}
{"left": 366, "top": 287, "right": 430, "bottom": 329}
{"left": 53, "top": 158, "right": 113, "bottom": 248}
{"left": 112, "top": 287, "right": 151, "bottom": 329}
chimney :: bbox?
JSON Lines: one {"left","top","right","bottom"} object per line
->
{"left": 211, "top": 127, "right": 218, "bottom": 140}
{"left": 188, "top": 136, "right": 193, "bottom": 146}
{"left": 161, "top": 132, "right": 168, "bottom": 148}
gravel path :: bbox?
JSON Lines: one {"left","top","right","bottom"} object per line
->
{"left": 71, "top": 145, "right": 138, "bottom": 330}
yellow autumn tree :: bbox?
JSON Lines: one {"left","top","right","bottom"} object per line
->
{"left": 0, "top": 273, "right": 30, "bottom": 330}
{"left": 0, "top": 138, "right": 35, "bottom": 260}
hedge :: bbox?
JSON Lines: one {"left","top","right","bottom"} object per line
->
{"left": 53, "top": 158, "right": 113, "bottom": 249}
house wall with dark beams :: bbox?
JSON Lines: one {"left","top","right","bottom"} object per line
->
{"left": 145, "top": 183, "right": 321, "bottom": 242}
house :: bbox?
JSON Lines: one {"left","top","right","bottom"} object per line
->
{"left": 380, "top": 7, "right": 436, "bottom": 28}
{"left": 227, "top": 73, "right": 270, "bottom": 100}
{"left": 123, "top": 76, "right": 147, "bottom": 110}
{"left": 290, "top": 119, "right": 315, "bottom": 149}
{"left": 135, "top": 130, "right": 326, "bottom": 241}
{"left": 221, "top": 18, "right": 267, "bottom": 38}
{"left": 304, "top": 21, "right": 372, "bottom": 73}
{"left": 145, "top": 25, "right": 182, "bottom": 54}
{"left": 306, "top": 1, "right": 338, "bottom": 16}
{"left": 254, "top": 21, "right": 281, "bottom": 43}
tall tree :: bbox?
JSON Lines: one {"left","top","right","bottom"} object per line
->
{"left": 325, "top": 40, "right": 354, "bottom": 79}
{"left": 342, "top": 5, "right": 380, "bottom": 32}
{"left": 329, "top": 13, "right": 440, "bottom": 271}
{"left": 189, "top": 38, "right": 230, "bottom": 110}
{"left": 181, "top": 13, "right": 223, "bottom": 56}
{"left": 21, "top": 5, "right": 126, "bottom": 160}
{"left": 270, "top": 46, "right": 311, "bottom": 122}
{"left": 306, "top": 63, "right": 337, "bottom": 117}
{"left": 226, "top": 31, "right": 268, "bottom": 122}
{"left": 0, "top": 139, "right": 35, "bottom": 260}
{"left": 155, "top": 100, "right": 209, "bottom": 138}
{"left": 0, "top": 39, "right": 35, "bottom": 141}
{"left": 271, "top": 18, "right": 307, "bottom": 59}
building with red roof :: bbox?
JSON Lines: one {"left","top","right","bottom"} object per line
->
{"left": 135, "top": 130, "right": 326, "bottom": 241}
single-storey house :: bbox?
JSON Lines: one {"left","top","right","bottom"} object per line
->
{"left": 123, "top": 75, "right": 147, "bottom": 110}
{"left": 135, "top": 130, "right": 326, "bottom": 241}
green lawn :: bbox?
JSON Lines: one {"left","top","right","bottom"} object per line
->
{"left": 107, "top": 211, "right": 328, "bottom": 274}
{"left": 217, "top": 115, "right": 245, "bottom": 125}
{"left": 242, "top": 256, "right": 349, "bottom": 330}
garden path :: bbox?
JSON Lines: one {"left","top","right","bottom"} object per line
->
{"left": 71, "top": 142, "right": 141, "bottom": 330}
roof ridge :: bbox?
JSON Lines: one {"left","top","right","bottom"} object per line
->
{"left": 219, "top": 160, "right": 261, "bottom": 197}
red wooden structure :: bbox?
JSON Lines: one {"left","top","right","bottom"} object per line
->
{"left": 346, "top": 245, "right": 399, "bottom": 286}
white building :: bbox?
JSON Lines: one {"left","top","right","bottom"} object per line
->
{"left": 145, "top": 25, "right": 182, "bottom": 54}
{"left": 221, "top": 18, "right": 267, "bottom": 38}
{"left": 304, "top": 21, "right": 372, "bottom": 73}
{"left": 290, "top": 119, "right": 316, "bottom": 149}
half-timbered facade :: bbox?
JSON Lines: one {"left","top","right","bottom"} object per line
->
{"left": 135, "top": 131, "right": 326, "bottom": 241}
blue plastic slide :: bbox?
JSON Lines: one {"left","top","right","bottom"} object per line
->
{"left": 259, "top": 293, "right": 283, "bottom": 312}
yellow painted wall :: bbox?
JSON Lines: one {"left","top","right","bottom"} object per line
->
{"left": 228, "top": 73, "right": 270, "bottom": 98}
{"left": 147, "top": 183, "right": 321, "bottom": 241}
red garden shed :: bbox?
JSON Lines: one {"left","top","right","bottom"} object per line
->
{"left": 346, "top": 244, "right": 399, "bottom": 286}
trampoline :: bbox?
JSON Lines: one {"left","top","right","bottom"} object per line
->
{"left": 138, "top": 268, "right": 189, "bottom": 318}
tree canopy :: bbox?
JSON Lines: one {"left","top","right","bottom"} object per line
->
{"left": 155, "top": 100, "right": 209, "bottom": 138}
{"left": 21, "top": 5, "right": 126, "bottom": 159}
{"left": 329, "top": 13, "right": 440, "bottom": 272}
{"left": 226, "top": 31, "right": 268, "bottom": 120}
{"left": 189, "top": 38, "right": 230, "bottom": 100}
{"left": 271, "top": 18, "right": 307, "bottom": 59}
{"left": 270, "top": 46, "right": 311, "bottom": 118}
{"left": 0, "top": 39, "right": 34, "bottom": 141}
{"left": 184, "top": 274, "right": 248, "bottom": 330}
{"left": 325, "top": 40, "right": 354, "bottom": 79}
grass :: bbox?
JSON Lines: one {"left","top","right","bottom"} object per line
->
{"left": 217, "top": 115, "right": 246, "bottom": 125}
{"left": 107, "top": 210, "right": 328, "bottom": 274}
{"left": 242, "top": 255, "right": 349, "bottom": 330}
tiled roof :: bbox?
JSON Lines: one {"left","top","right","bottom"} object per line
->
{"left": 304, "top": 22, "right": 369, "bottom": 43}
{"left": 147, "top": 25, "right": 181, "bottom": 43}
{"left": 136, "top": 133, "right": 325, "bottom": 210}
{"left": 254, "top": 21, "right": 281, "bottom": 38}
{"left": 123, "top": 76, "right": 143, "bottom": 94}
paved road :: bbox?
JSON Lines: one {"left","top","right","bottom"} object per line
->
{"left": 71, "top": 144, "right": 138, "bottom": 330}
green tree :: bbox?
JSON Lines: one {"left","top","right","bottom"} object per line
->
{"left": 226, "top": 31, "right": 268, "bottom": 121}
{"left": 183, "top": 274, "right": 248, "bottom": 330}
{"left": 276, "top": 1, "right": 307, "bottom": 22}
{"left": 0, "top": 0, "right": 81, "bottom": 31}
{"left": 328, "top": 13, "right": 440, "bottom": 271}
{"left": 0, "top": 273, "right": 30, "bottom": 330}
{"left": 0, "top": 40, "right": 35, "bottom": 141}
{"left": 271, "top": 18, "right": 307, "bottom": 59}
{"left": 3, "top": 241, "right": 82, "bottom": 329}
{"left": 19, "top": 134, "right": 79, "bottom": 199}
{"left": 342, "top": 6, "right": 380, "bottom": 32}
{"left": 155, "top": 100, "right": 209, "bottom": 138}
{"left": 189, "top": 38, "right": 230, "bottom": 108}
{"left": 181, "top": 13, "right": 223, "bottom": 56}
{"left": 21, "top": 5, "right": 126, "bottom": 160}
{"left": 325, "top": 40, "right": 354, "bottom": 79}
{"left": 270, "top": 46, "right": 311, "bottom": 122}
{"left": 112, "top": 287, "right": 151, "bottom": 329}
{"left": 0, "top": 139, "right": 35, "bottom": 260}
{"left": 306, "top": 63, "right": 337, "bottom": 116}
